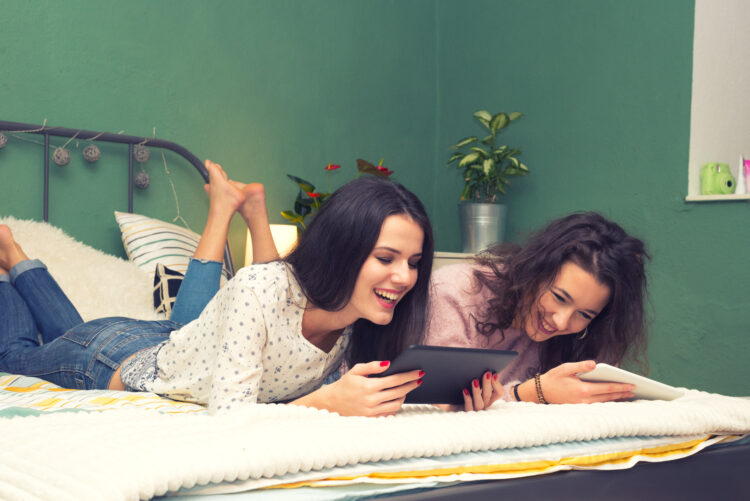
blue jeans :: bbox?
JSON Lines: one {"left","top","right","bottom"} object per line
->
{"left": 169, "top": 259, "right": 222, "bottom": 325}
{"left": 0, "top": 258, "right": 221, "bottom": 389}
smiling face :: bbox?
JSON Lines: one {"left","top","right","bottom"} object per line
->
{"left": 343, "top": 214, "right": 424, "bottom": 325}
{"left": 521, "top": 261, "right": 611, "bottom": 342}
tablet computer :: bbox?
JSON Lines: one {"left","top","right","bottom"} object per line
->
{"left": 577, "top": 363, "right": 684, "bottom": 401}
{"left": 373, "top": 345, "right": 518, "bottom": 405}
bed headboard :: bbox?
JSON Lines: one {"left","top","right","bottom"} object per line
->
{"left": 0, "top": 119, "right": 234, "bottom": 276}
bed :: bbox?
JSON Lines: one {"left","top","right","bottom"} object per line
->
{"left": 1, "top": 120, "right": 750, "bottom": 501}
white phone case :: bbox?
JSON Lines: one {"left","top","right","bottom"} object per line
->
{"left": 577, "top": 363, "right": 684, "bottom": 401}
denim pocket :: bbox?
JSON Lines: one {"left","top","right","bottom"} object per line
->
{"left": 61, "top": 317, "right": 132, "bottom": 347}
{"left": 72, "top": 371, "right": 88, "bottom": 390}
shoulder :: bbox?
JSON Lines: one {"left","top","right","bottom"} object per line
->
{"left": 432, "top": 262, "right": 475, "bottom": 286}
{"left": 430, "top": 262, "right": 493, "bottom": 301}
{"left": 423, "top": 263, "right": 494, "bottom": 347}
{"left": 231, "top": 261, "right": 292, "bottom": 291}
{"left": 228, "top": 262, "right": 302, "bottom": 304}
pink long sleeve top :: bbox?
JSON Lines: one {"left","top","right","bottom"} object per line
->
{"left": 423, "top": 262, "right": 540, "bottom": 401}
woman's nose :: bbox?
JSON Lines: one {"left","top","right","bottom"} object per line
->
{"left": 552, "top": 309, "right": 573, "bottom": 331}
{"left": 391, "top": 260, "right": 411, "bottom": 285}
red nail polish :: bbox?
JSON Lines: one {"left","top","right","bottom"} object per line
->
{"left": 485, "top": 372, "right": 490, "bottom": 380}
{"left": 493, "top": 373, "right": 499, "bottom": 381}
{"left": 417, "top": 379, "right": 423, "bottom": 386}
{"left": 418, "top": 370, "right": 425, "bottom": 377}
{"left": 380, "top": 360, "right": 390, "bottom": 367}
{"left": 463, "top": 389, "right": 469, "bottom": 396}
{"left": 473, "top": 379, "right": 479, "bottom": 388}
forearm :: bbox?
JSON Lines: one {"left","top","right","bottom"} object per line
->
{"left": 288, "top": 385, "right": 331, "bottom": 412}
{"left": 509, "top": 378, "right": 547, "bottom": 404}
{"left": 515, "top": 379, "right": 540, "bottom": 403}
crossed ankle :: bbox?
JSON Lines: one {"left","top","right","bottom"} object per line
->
{"left": 8, "top": 259, "right": 47, "bottom": 283}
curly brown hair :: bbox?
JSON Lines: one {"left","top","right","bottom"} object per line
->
{"left": 473, "top": 212, "right": 649, "bottom": 378}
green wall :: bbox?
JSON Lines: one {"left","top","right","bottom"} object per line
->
{"left": 435, "top": 0, "right": 749, "bottom": 395}
{"left": 0, "top": 0, "right": 437, "bottom": 259}
{"left": 1, "top": 0, "right": 747, "bottom": 395}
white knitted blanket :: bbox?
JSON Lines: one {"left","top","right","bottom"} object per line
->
{"left": 1, "top": 389, "right": 749, "bottom": 500}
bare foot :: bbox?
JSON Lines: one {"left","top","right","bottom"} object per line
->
{"left": 0, "top": 225, "right": 29, "bottom": 271}
{"left": 191, "top": 160, "right": 250, "bottom": 263}
{"left": 203, "top": 159, "right": 247, "bottom": 219}
{"left": 237, "top": 182, "right": 267, "bottom": 223}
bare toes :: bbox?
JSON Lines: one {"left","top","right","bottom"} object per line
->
{"left": 205, "top": 159, "right": 228, "bottom": 180}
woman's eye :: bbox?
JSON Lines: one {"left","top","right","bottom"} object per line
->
{"left": 408, "top": 261, "right": 419, "bottom": 269}
{"left": 580, "top": 312, "right": 593, "bottom": 320}
{"left": 552, "top": 292, "right": 565, "bottom": 302}
{"left": 376, "top": 257, "right": 392, "bottom": 265}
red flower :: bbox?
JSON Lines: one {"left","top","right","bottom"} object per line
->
{"left": 325, "top": 163, "right": 341, "bottom": 171}
{"left": 306, "top": 191, "right": 321, "bottom": 198}
{"left": 376, "top": 165, "right": 394, "bottom": 176}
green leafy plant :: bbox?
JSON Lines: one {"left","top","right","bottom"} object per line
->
{"left": 281, "top": 158, "right": 393, "bottom": 230}
{"left": 447, "top": 109, "right": 529, "bottom": 203}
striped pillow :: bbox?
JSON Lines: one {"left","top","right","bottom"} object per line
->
{"left": 114, "top": 211, "right": 230, "bottom": 281}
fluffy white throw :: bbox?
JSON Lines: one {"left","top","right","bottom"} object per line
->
{"left": 0, "top": 216, "right": 161, "bottom": 321}
{"left": 1, "top": 390, "right": 749, "bottom": 500}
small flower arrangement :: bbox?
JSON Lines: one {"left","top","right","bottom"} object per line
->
{"left": 282, "top": 158, "right": 393, "bottom": 229}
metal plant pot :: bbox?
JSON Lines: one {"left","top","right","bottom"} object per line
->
{"left": 458, "top": 202, "right": 507, "bottom": 253}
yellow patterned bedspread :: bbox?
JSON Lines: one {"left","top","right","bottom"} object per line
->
{"left": 0, "top": 372, "right": 206, "bottom": 416}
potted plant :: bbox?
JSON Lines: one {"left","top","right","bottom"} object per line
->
{"left": 447, "top": 109, "right": 529, "bottom": 252}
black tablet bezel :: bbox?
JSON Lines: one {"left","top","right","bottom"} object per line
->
{"left": 373, "top": 345, "right": 518, "bottom": 405}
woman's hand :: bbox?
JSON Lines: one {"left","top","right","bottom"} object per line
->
{"left": 518, "top": 360, "right": 635, "bottom": 404}
{"left": 291, "top": 361, "right": 422, "bottom": 417}
{"left": 437, "top": 371, "right": 504, "bottom": 412}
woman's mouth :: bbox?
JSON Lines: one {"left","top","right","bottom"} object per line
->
{"left": 537, "top": 313, "right": 556, "bottom": 335}
{"left": 374, "top": 288, "right": 400, "bottom": 309}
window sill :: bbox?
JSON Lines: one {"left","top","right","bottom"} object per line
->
{"left": 685, "top": 194, "right": 750, "bottom": 202}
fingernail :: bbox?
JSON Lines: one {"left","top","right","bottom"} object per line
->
{"left": 493, "top": 373, "right": 499, "bottom": 381}
{"left": 418, "top": 370, "right": 425, "bottom": 377}
{"left": 380, "top": 360, "right": 390, "bottom": 367}
{"left": 485, "top": 372, "right": 490, "bottom": 380}
{"left": 473, "top": 379, "right": 479, "bottom": 388}
{"left": 417, "top": 379, "right": 423, "bottom": 386}
{"left": 463, "top": 389, "right": 469, "bottom": 396}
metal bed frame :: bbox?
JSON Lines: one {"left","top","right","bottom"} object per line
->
{"left": 0, "top": 119, "right": 235, "bottom": 276}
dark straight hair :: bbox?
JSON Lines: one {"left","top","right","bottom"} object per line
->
{"left": 474, "top": 212, "right": 649, "bottom": 375}
{"left": 285, "top": 176, "right": 434, "bottom": 365}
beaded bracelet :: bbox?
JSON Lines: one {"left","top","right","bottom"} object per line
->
{"left": 513, "top": 383, "right": 521, "bottom": 402}
{"left": 534, "top": 372, "right": 548, "bottom": 404}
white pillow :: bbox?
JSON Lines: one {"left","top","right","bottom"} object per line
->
{"left": 114, "top": 211, "right": 230, "bottom": 281}
{"left": 0, "top": 215, "right": 162, "bottom": 321}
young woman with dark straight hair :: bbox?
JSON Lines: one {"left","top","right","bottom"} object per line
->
{"left": 0, "top": 161, "right": 440, "bottom": 417}
{"left": 285, "top": 174, "right": 434, "bottom": 368}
